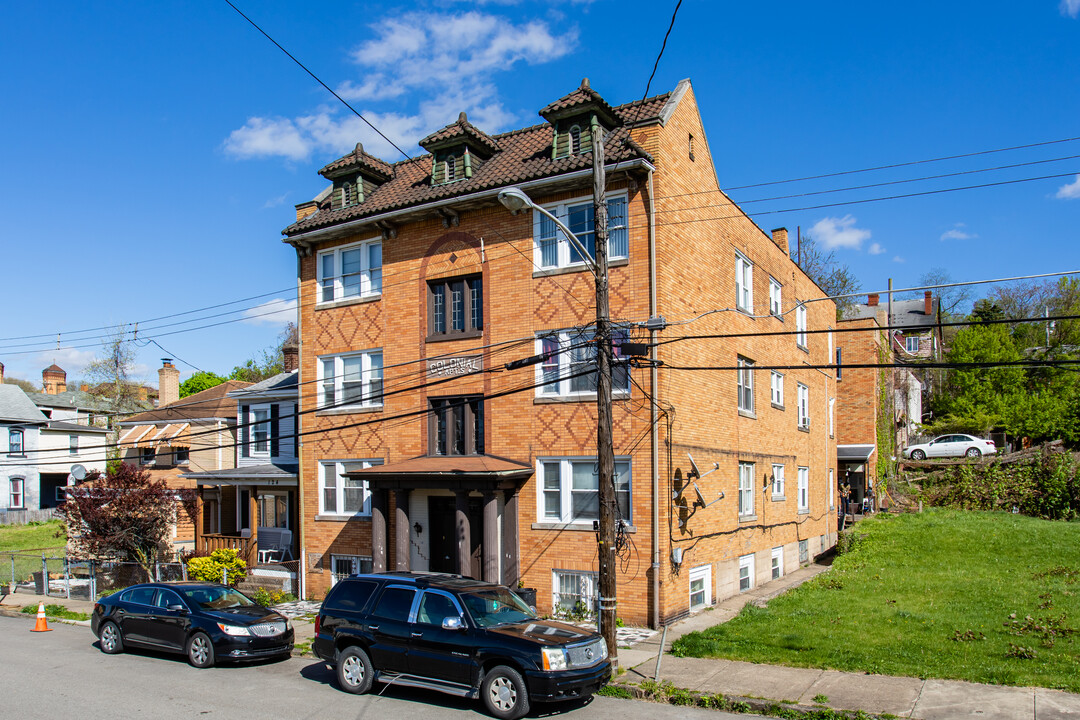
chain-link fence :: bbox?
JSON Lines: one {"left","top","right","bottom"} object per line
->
{"left": 2, "top": 554, "right": 188, "bottom": 600}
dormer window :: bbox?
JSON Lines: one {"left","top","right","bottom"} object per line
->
{"left": 332, "top": 175, "right": 363, "bottom": 209}
{"left": 342, "top": 180, "right": 359, "bottom": 207}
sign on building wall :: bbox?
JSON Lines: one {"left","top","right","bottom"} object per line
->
{"left": 426, "top": 355, "right": 482, "bottom": 378}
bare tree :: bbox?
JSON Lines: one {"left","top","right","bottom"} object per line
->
{"left": 918, "top": 268, "right": 973, "bottom": 319}
{"left": 83, "top": 326, "right": 145, "bottom": 416}
{"left": 796, "top": 233, "right": 862, "bottom": 318}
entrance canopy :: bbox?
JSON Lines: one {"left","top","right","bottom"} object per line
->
{"left": 837, "top": 444, "right": 876, "bottom": 462}
{"left": 345, "top": 454, "right": 533, "bottom": 491}
{"left": 183, "top": 463, "right": 298, "bottom": 487}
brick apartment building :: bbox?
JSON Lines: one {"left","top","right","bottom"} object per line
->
{"left": 282, "top": 78, "right": 838, "bottom": 626}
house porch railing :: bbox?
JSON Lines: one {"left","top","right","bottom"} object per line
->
{"left": 198, "top": 533, "right": 256, "bottom": 566}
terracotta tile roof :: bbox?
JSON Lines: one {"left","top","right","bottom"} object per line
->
{"left": 319, "top": 143, "right": 394, "bottom": 181}
{"left": 283, "top": 90, "right": 670, "bottom": 237}
{"left": 538, "top": 77, "right": 619, "bottom": 125}
{"left": 120, "top": 380, "right": 251, "bottom": 424}
{"left": 347, "top": 454, "right": 533, "bottom": 476}
{"left": 419, "top": 111, "right": 502, "bottom": 156}
{"left": 43, "top": 363, "right": 65, "bottom": 374}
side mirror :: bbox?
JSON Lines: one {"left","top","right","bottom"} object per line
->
{"left": 167, "top": 604, "right": 187, "bottom": 613}
{"left": 442, "top": 616, "right": 465, "bottom": 631}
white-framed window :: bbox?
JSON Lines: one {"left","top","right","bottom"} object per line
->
{"left": 906, "top": 335, "right": 919, "bottom": 353}
{"left": 771, "top": 463, "right": 785, "bottom": 498}
{"left": 9, "top": 477, "right": 24, "bottom": 509}
{"left": 738, "top": 461, "right": 755, "bottom": 517}
{"left": 689, "top": 564, "right": 712, "bottom": 610}
{"left": 140, "top": 447, "right": 156, "bottom": 466}
{"left": 8, "top": 428, "right": 24, "bottom": 456}
{"left": 796, "top": 303, "right": 808, "bottom": 348}
{"left": 737, "top": 358, "right": 754, "bottom": 413}
{"left": 533, "top": 192, "right": 628, "bottom": 270}
{"left": 735, "top": 253, "right": 753, "bottom": 313}
{"left": 319, "top": 350, "right": 383, "bottom": 410}
{"left": 739, "top": 553, "right": 755, "bottom": 592}
{"left": 769, "top": 277, "right": 782, "bottom": 316}
{"left": 248, "top": 404, "right": 271, "bottom": 456}
{"left": 536, "top": 328, "right": 630, "bottom": 398}
{"left": 69, "top": 435, "right": 78, "bottom": 455}
{"left": 319, "top": 459, "right": 382, "bottom": 517}
{"left": 175, "top": 447, "right": 190, "bottom": 465}
{"left": 770, "top": 371, "right": 784, "bottom": 407}
{"left": 539, "top": 457, "right": 631, "bottom": 524}
{"left": 553, "top": 569, "right": 598, "bottom": 617}
{"left": 828, "top": 468, "right": 835, "bottom": 509}
{"left": 797, "top": 383, "right": 810, "bottom": 429}
{"left": 331, "top": 554, "right": 373, "bottom": 585}
{"left": 798, "top": 466, "right": 809, "bottom": 512}
{"left": 771, "top": 546, "right": 784, "bottom": 580}
{"left": 829, "top": 397, "right": 836, "bottom": 437}
{"left": 317, "top": 237, "right": 382, "bottom": 303}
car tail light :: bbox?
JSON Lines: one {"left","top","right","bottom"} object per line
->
{"left": 314, "top": 615, "right": 321, "bottom": 636}
{"left": 94, "top": 603, "right": 102, "bottom": 614}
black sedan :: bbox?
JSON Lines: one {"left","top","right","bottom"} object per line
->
{"left": 91, "top": 582, "right": 293, "bottom": 667}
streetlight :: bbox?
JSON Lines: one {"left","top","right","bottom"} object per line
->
{"left": 498, "top": 182, "right": 619, "bottom": 668}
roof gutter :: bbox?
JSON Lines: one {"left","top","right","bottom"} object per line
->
{"left": 282, "top": 158, "right": 656, "bottom": 246}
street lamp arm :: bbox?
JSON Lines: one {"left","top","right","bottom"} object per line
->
{"left": 497, "top": 188, "right": 599, "bottom": 277}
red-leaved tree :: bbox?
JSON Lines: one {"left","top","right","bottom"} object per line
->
{"left": 57, "top": 462, "right": 195, "bottom": 575}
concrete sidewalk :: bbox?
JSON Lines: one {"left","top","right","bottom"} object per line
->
{"left": 613, "top": 559, "right": 1080, "bottom": 719}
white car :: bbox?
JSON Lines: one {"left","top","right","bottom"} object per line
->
{"left": 903, "top": 434, "right": 996, "bottom": 460}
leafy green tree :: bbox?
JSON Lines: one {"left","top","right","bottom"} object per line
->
{"left": 229, "top": 322, "right": 298, "bottom": 383}
{"left": 179, "top": 371, "right": 226, "bottom": 398}
{"left": 933, "top": 322, "right": 1023, "bottom": 434}
{"left": 2, "top": 376, "right": 39, "bottom": 393}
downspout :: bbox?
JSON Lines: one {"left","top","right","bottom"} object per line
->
{"left": 295, "top": 247, "right": 307, "bottom": 601}
{"left": 648, "top": 168, "right": 660, "bottom": 630}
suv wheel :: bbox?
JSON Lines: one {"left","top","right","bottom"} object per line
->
{"left": 337, "top": 646, "right": 374, "bottom": 694}
{"left": 482, "top": 665, "right": 530, "bottom": 720}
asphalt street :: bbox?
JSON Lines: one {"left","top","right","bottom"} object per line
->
{"left": 0, "top": 615, "right": 751, "bottom": 720}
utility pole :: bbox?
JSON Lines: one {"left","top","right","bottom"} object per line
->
{"left": 591, "top": 119, "right": 618, "bottom": 668}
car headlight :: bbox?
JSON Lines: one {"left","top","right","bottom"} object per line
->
{"left": 217, "top": 623, "right": 250, "bottom": 636}
{"left": 541, "top": 647, "right": 568, "bottom": 671}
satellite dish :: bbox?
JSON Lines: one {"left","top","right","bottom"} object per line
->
{"left": 70, "top": 464, "right": 87, "bottom": 481}
{"left": 687, "top": 452, "right": 701, "bottom": 479}
{"left": 692, "top": 482, "right": 707, "bottom": 508}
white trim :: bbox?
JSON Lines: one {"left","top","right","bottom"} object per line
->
{"left": 319, "top": 458, "right": 382, "bottom": 518}
{"left": 318, "top": 350, "right": 384, "bottom": 411}
{"left": 689, "top": 564, "right": 712, "bottom": 610}
{"left": 738, "top": 553, "right": 754, "bottom": 592}
{"left": 532, "top": 190, "right": 629, "bottom": 271}
{"left": 735, "top": 252, "right": 753, "bottom": 313}
{"left": 316, "top": 237, "right": 382, "bottom": 304}
{"left": 770, "top": 371, "right": 784, "bottom": 407}
{"left": 798, "top": 466, "right": 809, "bottom": 512}
{"left": 738, "top": 461, "right": 755, "bottom": 517}
{"left": 796, "top": 304, "right": 808, "bottom": 348}
{"left": 769, "top": 277, "right": 782, "bottom": 317}
{"left": 771, "top": 463, "right": 785, "bottom": 499}
{"left": 771, "top": 546, "right": 784, "bottom": 580}
{"left": 537, "top": 456, "right": 632, "bottom": 525}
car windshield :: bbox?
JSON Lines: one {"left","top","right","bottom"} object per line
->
{"left": 178, "top": 586, "right": 257, "bottom": 611}
{"left": 460, "top": 588, "right": 536, "bottom": 627}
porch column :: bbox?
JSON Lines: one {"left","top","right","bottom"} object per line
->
{"left": 482, "top": 491, "right": 499, "bottom": 583}
{"left": 502, "top": 489, "right": 519, "bottom": 587}
{"left": 395, "top": 489, "right": 411, "bottom": 571}
{"left": 455, "top": 490, "right": 471, "bottom": 577}
{"left": 371, "top": 490, "right": 387, "bottom": 573}
{"left": 194, "top": 490, "right": 204, "bottom": 555}
{"left": 248, "top": 489, "right": 259, "bottom": 567}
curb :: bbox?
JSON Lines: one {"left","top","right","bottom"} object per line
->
{"left": 0, "top": 604, "right": 92, "bottom": 627}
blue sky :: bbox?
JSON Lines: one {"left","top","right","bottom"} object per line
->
{"left": 2, "top": 1, "right": 1078, "bottom": 388}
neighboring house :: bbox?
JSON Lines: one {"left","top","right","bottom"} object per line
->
{"left": 0, "top": 382, "right": 109, "bottom": 519}
{"left": 282, "top": 78, "right": 839, "bottom": 626}
{"left": 116, "top": 361, "right": 251, "bottom": 554}
{"left": 182, "top": 347, "right": 299, "bottom": 571}
{"left": 32, "top": 362, "right": 152, "bottom": 426}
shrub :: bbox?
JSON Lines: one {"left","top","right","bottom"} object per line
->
{"left": 250, "top": 587, "right": 297, "bottom": 606}
{"left": 186, "top": 549, "right": 247, "bottom": 585}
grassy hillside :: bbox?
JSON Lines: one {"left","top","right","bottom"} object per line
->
{"left": 0, "top": 520, "right": 66, "bottom": 553}
{"left": 672, "top": 510, "right": 1080, "bottom": 691}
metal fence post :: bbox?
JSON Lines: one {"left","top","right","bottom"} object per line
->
{"left": 154, "top": 562, "right": 160, "bottom": 582}
{"left": 42, "top": 553, "right": 48, "bottom": 598}
{"left": 89, "top": 559, "right": 96, "bottom": 602}
{"left": 64, "top": 556, "right": 70, "bottom": 600}
{"left": 10, "top": 555, "right": 14, "bottom": 590}
{"left": 181, "top": 562, "right": 188, "bottom": 581}
{"left": 223, "top": 568, "right": 227, "bottom": 586}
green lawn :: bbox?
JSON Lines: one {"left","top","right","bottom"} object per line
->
{"left": 672, "top": 510, "right": 1080, "bottom": 692}
{"left": 0, "top": 520, "right": 66, "bottom": 553}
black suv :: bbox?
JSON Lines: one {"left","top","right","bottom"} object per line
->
{"left": 313, "top": 572, "right": 611, "bottom": 720}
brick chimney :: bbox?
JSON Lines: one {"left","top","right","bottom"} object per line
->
{"left": 924, "top": 290, "right": 933, "bottom": 316}
{"left": 42, "top": 364, "right": 67, "bottom": 395}
{"left": 868, "top": 293, "right": 879, "bottom": 307}
{"left": 770, "top": 228, "right": 789, "bottom": 255}
{"left": 282, "top": 343, "right": 300, "bottom": 373}
{"left": 295, "top": 201, "right": 318, "bottom": 222}
{"left": 158, "top": 359, "right": 180, "bottom": 407}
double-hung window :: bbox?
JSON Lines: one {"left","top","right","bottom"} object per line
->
{"left": 771, "top": 547, "right": 784, "bottom": 580}
{"left": 319, "top": 351, "right": 383, "bottom": 410}
{"left": 8, "top": 428, "right": 23, "bottom": 456}
{"left": 248, "top": 405, "right": 270, "bottom": 456}
{"left": 69, "top": 435, "right": 78, "bottom": 455}
{"left": 738, "top": 461, "right": 755, "bottom": 517}
{"left": 798, "top": 467, "right": 809, "bottom": 512}
{"left": 770, "top": 371, "right": 784, "bottom": 407}
{"left": 428, "top": 275, "right": 482, "bottom": 339}
{"left": 906, "top": 336, "right": 920, "bottom": 354}
{"left": 320, "top": 459, "right": 382, "bottom": 517}
{"left": 536, "top": 328, "right": 630, "bottom": 398}
{"left": 735, "top": 253, "right": 753, "bottom": 313}
{"left": 318, "top": 238, "right": 382, "bottom": 303}
{"left": 140, "top": 447, "right": 156, "bottom": 465}
{"left": 739, "top": 553, "right": 754, "bottom": 592}
{"left": 689, "top": 564, "right": 711, "bottom": 610}
{"left": 737, "top": 358, "right": 754, "bottom": 414}
{"left": 9, "top": 478, "right": 24, "bottom": 509}
{"left": 795, "top": 303, "right": 808, "bottom": 348}
{"left": 769, "top": 277, "right": 782, "bottom": 316}
{"left": 797, "top": 383, "right": 810, "bottom": 429}
{"left": 771, "top": 463, "right": 785, "bottom": 498}
{"left": 533, "top": 193, "right": 628, "bottom": 270}
{"left": 429, "top": 397, "right": 484, "bottom": 456}
{"left": 539, "top": 457, "right": 631, "bottom": 524}
{"left": 829, "top": 468, "right": 835, "bottom": 509}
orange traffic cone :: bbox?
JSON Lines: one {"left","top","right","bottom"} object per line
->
{"left": 30, "top": 601, "right": 51, "bottom": 632}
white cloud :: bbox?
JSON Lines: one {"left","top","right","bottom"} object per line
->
{"left": 1062, "top": 0, "right": 1080, "bottom": 18}
{"left": 34, "top": 347, "right": 98, "bottom": 377}
{"left": 263, "top": 193, "right": 289, "bottom": 209}
{"left": 242, "top": 299, "right": 298, "bottom": 327}
{"left": 892, "top": 256, "right": 905, "bottom": 263}
{"left": 868, "top": 242, "right": 885, "bottom": 255}
{"left": 940, "top": 223, "right": 977, "bottom": 241}
{"left": 225, "top": 11, "right": 577, "bottom": 163}
{"left": 808, "top": 214, "right": 872, "bottom": 250}
{"left": 1056, "top": 174, "right": 1080, "bottom": 199}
